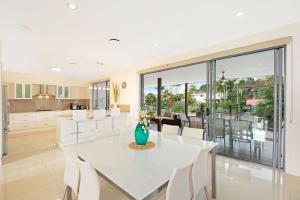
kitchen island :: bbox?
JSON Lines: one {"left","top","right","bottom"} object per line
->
{"left": 56, "top": 115, "right": 112, "bottom": 146}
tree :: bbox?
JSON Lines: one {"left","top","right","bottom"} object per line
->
{"left": 199, "top": 84, "right": 207, "bottom": 93}
{"left": 145, "top": 93, "right": 156, "bottom": 107}
{"left": 189, "top": 85, "right": 198, "bottom": 94}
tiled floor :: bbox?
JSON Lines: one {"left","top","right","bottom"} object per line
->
{"left": 215, "top": 135, "right": 274, "bottom": 166}
{"left": 1, "top": 129, "right": 300, "bottom": 200}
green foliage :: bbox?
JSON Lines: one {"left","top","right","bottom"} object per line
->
{"left": 171, "top": 102, "right": 185, "bottom": 113}
{"left": 145, "top": 93, "right": 156, "bottom": 107}
{"left": 143, "top": 75, "right": 280, "bottom": 121}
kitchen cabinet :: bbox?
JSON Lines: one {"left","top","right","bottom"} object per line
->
{"left": 56, "top": 85, "right": 70, "bottom": 99}
{"left": 15, "top": 83, "right": 32, "bottom": 99}
{"left": 9, "top": 112, "right": 37, "bottom": 131}
{"left": 9, "top": 110, "right": 73, "bottom": 132}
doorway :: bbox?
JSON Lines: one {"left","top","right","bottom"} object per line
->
{"left": 206, "top": 48, "right": 285, "bottom": 167}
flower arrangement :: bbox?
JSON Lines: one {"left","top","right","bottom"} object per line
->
{"left": 138, "top": 109, "right": 156, "bottom": 133}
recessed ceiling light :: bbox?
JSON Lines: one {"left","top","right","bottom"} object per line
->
{"left": 154, "top": 42, "right": 159, "bottom": 47}
{"left": 67, "top": 3, "right": 78, "bottom": 10}
{"left": 109, "top": 38, "right": 120, "bottom": 45}
{"left": 49, "top": 67, "right": 62, "bottom": 72}
{"left": 236, "top": 11, "right": 244, "bottom": 17}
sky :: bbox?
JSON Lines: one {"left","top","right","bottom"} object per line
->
{"left": 144, "top": 82, "right": 205, "bottom": 95}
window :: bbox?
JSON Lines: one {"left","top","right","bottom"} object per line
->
{"left": 15, "top": 83, "right": 32, "bottom": 99}
{"left": 141, "top": 63, "right": 207, "bottom": 117}
{"left": 92, "top": 81, "right": 110, "bottom": 110}
{"left": 56, "top": 85, "right": 70, "bottom": 99}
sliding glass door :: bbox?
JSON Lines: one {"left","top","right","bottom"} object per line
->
{"left": 92, "top": 81, "right": 110, "bottom": 110}
{"left": 141, "top": 63, "right": 207, "bottom": 131}
{"left": 140, "top": 46, "right": 285, "bottom": 168}
{"left": 207, "top": 48, "right": 285, "bottom": 167}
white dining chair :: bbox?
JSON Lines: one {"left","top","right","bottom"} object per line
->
{"left": 62, "top": 148, "right": 80, "bottom": 200}
{"left": 77, "top": 160, "right": 127, "bottom": 200}
{"left": 162, "top": 124, "right": 179, "bottom": 135}
{"left": 153, "top": 163, "right": 193, "bottom": 200}
{"left": 191, "top": 146, "right": 212, "bottom": 200}
{"left": 72, "top": 110, "right": 87, "bottom": 144}
{"left": 182, "top": 127, "right": 204, "bottom": 140}
{"left": 77, "top": 160, "right": 100, "bottom": 200}
{"left": 166, "top": 163, "right": 193, "bottom": 200}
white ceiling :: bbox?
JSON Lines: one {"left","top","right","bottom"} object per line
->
{"left": 0, "top": 0, "right": 299, "bottom": 80}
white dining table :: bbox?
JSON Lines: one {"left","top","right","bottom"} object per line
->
{"left": 70, "top": 130, "right": 218, "bottom": 200}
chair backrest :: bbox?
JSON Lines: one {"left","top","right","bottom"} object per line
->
{"left": 93, "top": 109, "right": 106, "bottom": 120}
{"left": 162, "top": 124, "right": 179, "bottom": 135}
{"left": 111, "top": 108, "right": 121, "bottom": 118}
{"left": 189, "top": 116, "right": 204, "bottom": 129}
{"left": 182, "top": 127, "right": 204, "bottom": 140}
{"left": 62, "top": 148, "right": 80, "bottom": 195}
{"left": 214, "top": 118, "right": 225, "bottom": 137}
{"left": 229, "top": 119, "right": 252, "bottom": 139}
{"left": 73, "top": 110, "right": 87, "bottom": 121}
{"left": 178, "top": 113, "right": 188, "bottom": 121}
{"left": 166, "top": 163, "right": 193, "bottom": 200}
{"left": 191, "top": 147, "right": 211, "bottom": 199}
{"left": 77, "top": 161, "right": 100, "bottom": 200}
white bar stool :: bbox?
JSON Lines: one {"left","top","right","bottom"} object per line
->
{"left": 72, "top": 110, "right": 87, "bottom": 144}
{"left": 93, "top": 109, "right": 106, "bottom": 129}
{"left": 110, "top": 108, "right": 120, "bottom": 130}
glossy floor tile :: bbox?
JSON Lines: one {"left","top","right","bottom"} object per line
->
{"left": 1, "top": 130, "right": 300, "bottom": 200}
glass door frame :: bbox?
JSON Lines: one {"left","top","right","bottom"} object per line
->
{"left": 92, "top": 80, "right": 110, "bottom": 110}
{"left": 205, "top": 46, "right": 286, "bottom": 169}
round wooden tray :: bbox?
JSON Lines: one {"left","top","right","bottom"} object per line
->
{"left": 128, "top": 141, "right": 155, "bottom": 150}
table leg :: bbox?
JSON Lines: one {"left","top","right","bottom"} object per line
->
{"left": 66, "top": 186, "right": 72, "bottom": 200}
{"left": 211, "top": 148, "right": 217, "bottom": 199}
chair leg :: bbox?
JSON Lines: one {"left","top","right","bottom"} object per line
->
{"left": 62, "top": 186, "right": 67, "bottom": 200}
{"left": 65, "top": 186, "right": 72, "bottom": 200}
{"left": 250, "top": 141, "right": 252, "bottom": 160}
{"left": 204, "top": 186, "right": 209, "bottom": 200}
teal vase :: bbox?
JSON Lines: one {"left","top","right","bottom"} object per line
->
{"left": 134, "top": 123, "right": 149, "bottom": 145}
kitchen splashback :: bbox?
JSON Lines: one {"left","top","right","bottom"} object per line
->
{"left": 9, "top": 97, "right": 90, "bottom": 113}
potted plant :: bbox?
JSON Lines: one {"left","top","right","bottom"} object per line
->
{"left": 135, "top": 109, "right": 156, "bottom": 145}
{"left": 112, "top": 82, "right": 120, "bottom": 107}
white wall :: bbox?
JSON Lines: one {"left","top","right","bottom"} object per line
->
{"left": 0, "top": 42, "right": 3, "bottom": 158}
{"left": 109, "top": 68, "right": 140, "bottom": 115}
{"left": 93, "top": 22, "right": 300, "bottom": 177}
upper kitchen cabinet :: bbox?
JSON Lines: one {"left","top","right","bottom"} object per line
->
{"left": 56, "top": 85, "right": 70, "bottom": 99}
{"left": 15, "top": 83, "right": 32, "bottom": 99}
